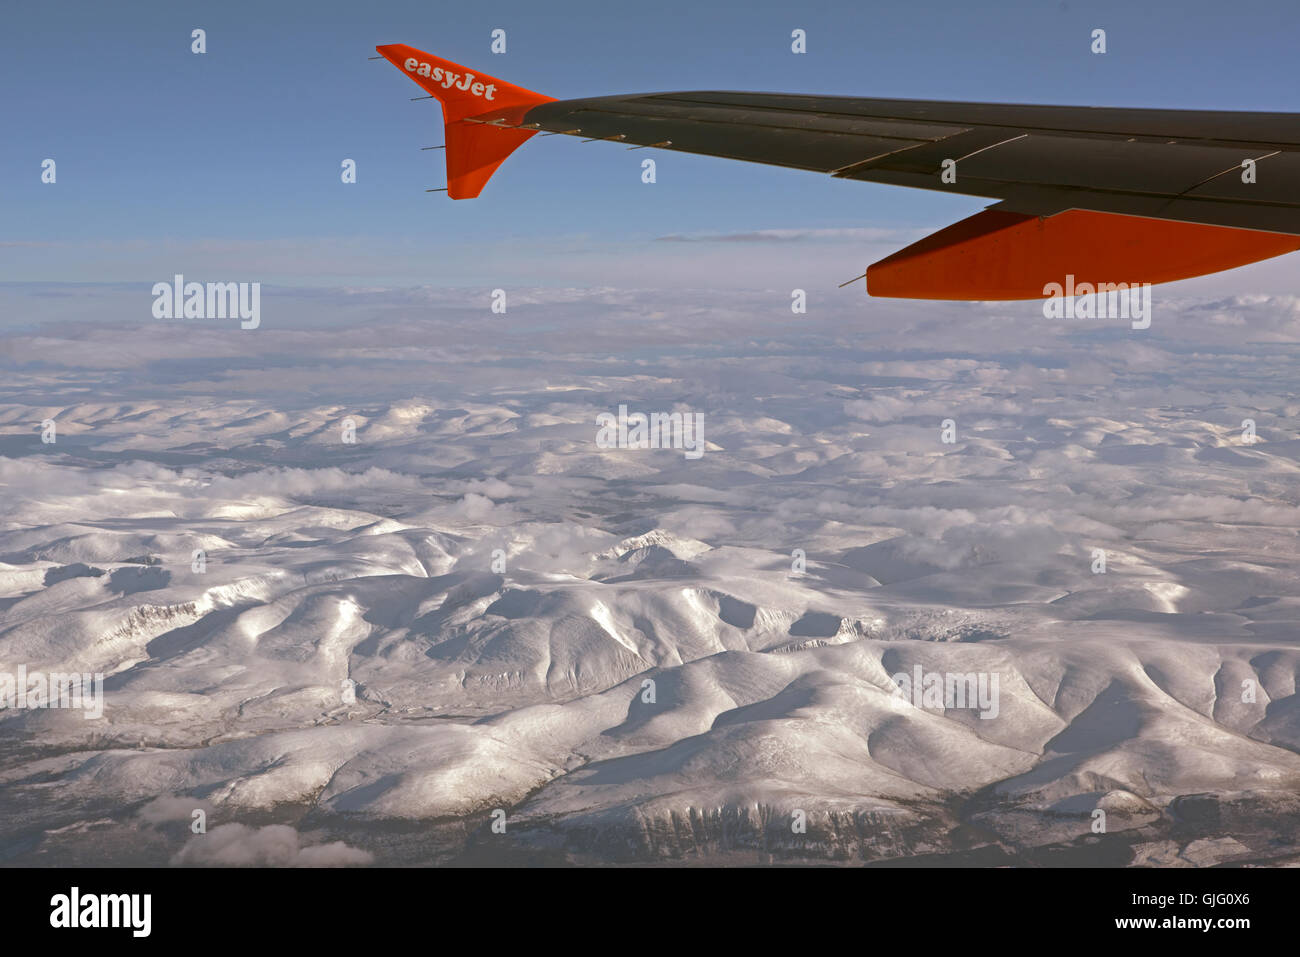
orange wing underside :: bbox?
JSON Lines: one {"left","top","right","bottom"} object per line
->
{"left": 866, "top": 209, "right": 1300, "bottom": 300}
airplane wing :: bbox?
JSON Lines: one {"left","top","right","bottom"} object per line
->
{"left": 376, "top": 43, "right": 1300, "bottom": 300}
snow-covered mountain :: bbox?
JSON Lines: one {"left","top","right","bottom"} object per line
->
{"left": 2, "top": 284, "right": 1299, "bottom": 865}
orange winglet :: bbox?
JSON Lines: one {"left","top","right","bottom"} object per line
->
{"left": 377, "top": 43, "right": 554, "bottom": 198}
{"left": 865, "top": 208, "right": 1300, "bottom": 300}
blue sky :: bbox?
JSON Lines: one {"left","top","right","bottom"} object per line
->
{"left": 4, "top": 0, "right": 1300, "bottom": 287}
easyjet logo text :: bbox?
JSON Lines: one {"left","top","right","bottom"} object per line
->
{"left": 404, "top": 58, "right": 497, "bottom": 100}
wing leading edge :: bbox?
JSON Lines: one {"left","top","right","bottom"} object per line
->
{"left": 378, "top": 45, "right": 1300, "bottom": 299}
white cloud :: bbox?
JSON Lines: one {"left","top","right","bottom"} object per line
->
{"left": 172, "top": 824, "right": 373, "bottom": 867}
